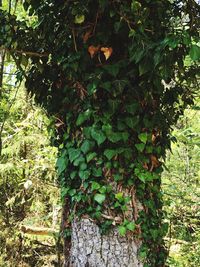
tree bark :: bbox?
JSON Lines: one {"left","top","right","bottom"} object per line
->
{"left": 64, "top": 219, "right": 143, "bottom": 267}
{"left": 0, "top": 50, "right": 5, "bottom": 98}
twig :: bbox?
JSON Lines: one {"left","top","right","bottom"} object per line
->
{"left": 1, "top": 47, "right": 49, "bottom": 58}
{"left": 72, "top": 29, "right": 78, "bottom": 52}
{"left": 92, "top": 10, "right": 99, "bottom": 35}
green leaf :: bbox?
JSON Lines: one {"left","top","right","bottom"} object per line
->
{"left": 126, "top": 222, "right": 136, "bottom": 231}
{"left": 86, "top": 152, "right": 97, "bottom": 162}
{"left": 113, "top": 174, "right": 122, "bottom": 181}
{"left": 107, "top": 132, "right": 122, "bottom": 143}
{"left": 108, "top": 99, "right": 120, "bottom": 114}
{"left": 104, "top": 149, "right": 117, "bottom": 160}
{"left": 115, "top": 192, "right": 124, "bottom": 201}
{"left": 92, "top": 168, "right": 102, "bottom": 177}
{"left": 189, "top": 45, "right": 200, "bottom": 61}
{"left": 91, "top": 181, "right": 101, "bottom": 191}
{"left": 94, "top": 193, "right": 106, "bottom": 204}
{"left": 118, "top": 225, "right": 126, "bottom": 236}
{"left": 76, "top": 110, "right": 91, "bottom": 126}
{"left": 101, "top": 81, "right": 111, "bottom": 91}
{"left": 81, "top": 140, "right": 95, "bottom": 154}
{"left": 56, "top": 157, "right": 68, "bottom": 175}
{"left": 99, "top": 185, "right": 107, "bottom": 194}
{"left": 125, "top": 103, "right": 139, "bottom": 114}
{"left": 73, "top": 155, "right": 85, "bottom": 166}
{"left": 79, "top": 162, "right": 87, "bottom": 171}
{"left": 87, "top": 83, "right": 97, "bottom": 96}
{"left": 83, "top": 127, "right": 91, "bottom": 138}
{"left": 121, "top": 132, "right": 129, "bottom": 142}
{"left": 113, "top": 80, "right": 127, "bottom": 96}
{"left": 102, "top": 124, "right": 112, "bottom": 135}
{"left": 125, "top": 117, "right": 139, "bottom": 129}
{"left": 135, "top": 143, "right": 145, "bottom": 152}
{"left": 91, "top": 128, "right": 106, "bottom": 146}
{"left": 79, "top": 170, "right": 90, "bottom": 180}
{"left": 68, "top": 148, "right": 81, "bottom": 162}
{"left": 138, "top": 132, "right": 148, "bottom": 144}
{"left": 139, "top": 59, "right": 152, "bottom": 76}
{"left": 103, "top": 64, "right": 120, "bottom": 77}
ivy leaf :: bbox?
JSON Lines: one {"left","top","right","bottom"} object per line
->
{"left": 76, "top": 110, "right": 91, "bottom": 126}
{"left": 125, "top": 117, "right": 139, "bottom": 129}
{"left": 56, "top": 157, "right": 68, "bottom": 175}
{"left": 121, "top": 132, "right": 129, "bottom": 142}
{"left": 79, "top": 170, "right": 90, "bottom": 180}
{"left": 125, "top": 103, "right": 139, "bottom": 114}
{"left": 108, "top": 99, "right": 120, "bottom": 114}
{"left": 79, "top": 162, "right": 87, "bottom": 171}
{"left": 101, "top": 81, "right": 112, "bottom": 91}
{"left": 118, "top": 225, "right": 126, "bottom": 236}
{"left": 73, "top": 155, "right": 85, "bottom": 166}
{"left": 103, "top": 64, "right": 120, "bottom": 77}
{"left": 91, "top": 181, "right": 101, "bottom": 191}
{"left": 92, "top": 167, "right": 102, "bottom": 177}
{"left": 86, "top": 152, "right": 97, "bottom": 162}
{"left": 115, "top": 192, "right": 124, "bottom": 201}
{"left": 87, "top": 83, "right": 97, "bottom": 96}
{"left": 91, "top": 128, "right": 106, "bottom": 146}
{"left": 101, "top": 47, "right": 113, "bottom": 60}
{"left": 126, "top": 222, "right": 136, "bottom": 231}
{"left": 94, "top": 193, "right": 106, "bottom": 204}
{"left": 68, "top": 148, "right": 81, "bottom": 162}
{"left": 139, "top": 58, "right": 152, "bottom": 76}
{"left": 189, "top": 45, "right": 200, "bottom": 61}
{"left": 104, "top": 149, "right": 117, "bottom": 160}
{"left": 135, "top": 143, "right": 145, "bottom": 152}
{"left": 88, "top": 45, "right": 100, "bottom": 58}
{"left": 81, "top": 140, "right": 95, "bottom": 154}
{"left": 138, "top": 132, "right": 148, "bottom": 144}
{"left": 107, "top": 132, "right": 122, "bottom": 143}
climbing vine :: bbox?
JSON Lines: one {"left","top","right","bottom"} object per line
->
{"left": 0, "top": 0, "right": 199, "bottom": 266}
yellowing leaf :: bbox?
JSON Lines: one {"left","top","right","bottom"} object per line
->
{"left": 101, "top": 47, "right": 113, "bottom": 60}
{"left": 75, "top": 14, "right": 85, "bottom": 24}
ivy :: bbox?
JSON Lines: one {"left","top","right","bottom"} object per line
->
{"left": 0, "top": 0, "right": 199, "bottom": 266}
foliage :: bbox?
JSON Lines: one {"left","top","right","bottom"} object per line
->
{"left": 0, "top": 1, "right": 199, "bottom": 266}
{"left": 162, "top": 102, "right": 200, "bottom": 266}
{"left": 0, "top": 70, "right": 59, "bottom": 266}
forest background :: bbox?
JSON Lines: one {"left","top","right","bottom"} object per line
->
{"left": 0, "top": 0, "right": 199, "bottom": 266}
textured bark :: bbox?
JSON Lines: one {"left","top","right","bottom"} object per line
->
{"left": 65, "top": 219, "right": 143, "bottom": 267}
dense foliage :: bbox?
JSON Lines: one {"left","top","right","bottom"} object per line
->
{"left": 0, "top": 0, "right": 199, "bottom": 266}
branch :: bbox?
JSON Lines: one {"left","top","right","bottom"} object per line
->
{"left": 20, "top": 225, "right": 59, "bottom": 236}
{"left": 1, "top": 47, "right": 49, "bottom": 58}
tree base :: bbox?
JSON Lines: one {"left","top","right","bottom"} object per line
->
{"left": 65, "top": 219, "right": 143, "bottom": 267}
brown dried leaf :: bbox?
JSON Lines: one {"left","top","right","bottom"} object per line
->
{"left": 150, "top": 155, "right": 160, "bottom": 171}
{"left": 88, "top": 45, "right": 100, "bottom": 58}
{"left": 100, "top": 47, "right": 113, "bottom": 60}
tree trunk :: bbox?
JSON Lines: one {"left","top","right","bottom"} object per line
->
{"left": 64, "top": 219, "right": 143, "bottom": 267}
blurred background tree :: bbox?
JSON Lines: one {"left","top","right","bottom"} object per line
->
{"left": 163, "top": 100, "right": 200, "bottom": 267}
{"left": 0, "top": 61, "right": 60, "bottom": 266}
